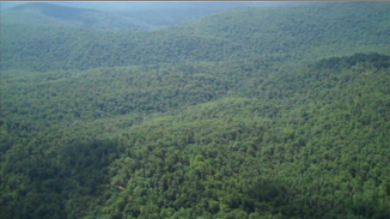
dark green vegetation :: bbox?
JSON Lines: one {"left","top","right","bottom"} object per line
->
{"left": 1, "top": 2, "right": 390, "bottom": 219}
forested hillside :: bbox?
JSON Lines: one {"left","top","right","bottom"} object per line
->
{"left": 1, "top": 2, "right": 389, "bottom": 71}
{"left": 1, "top": 2, "right": 155, "bottom": 30}
{"left": 0, "top": 2, "right": 390, "bottom": 219}
{"left": 2, "top": 1, "right": 303, "bottom": 30}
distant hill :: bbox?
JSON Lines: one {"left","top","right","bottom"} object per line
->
{"left": 2, "top": 1, "right": 313, "bottom": 29}
{"left": 2, "top": 2, "right": 292, "bottom": 30}
{"left": 11, "top": 2, "right": 95, "bottom": 20}
{"left": 174, "top": 1, "right": 390, "bottom": 59}
{"left": 0, "top": 1, "right": 318, "bottom": 12}
{"left": 1, "top": 1, "right": 388, "bottom": 71}
{"left": 1, "top": 2, "right": 152, "bottom": 30}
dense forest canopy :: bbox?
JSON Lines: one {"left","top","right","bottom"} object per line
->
{"left": 1, "top": 2, "right": 389, "bottom": 71}
{"left": 0, "top": 2, "right": 389, "bottom": 219}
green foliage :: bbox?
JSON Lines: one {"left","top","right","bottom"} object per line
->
{"left": 1, "top": 2, "right": 390, "bottom": 219}
{"left": 1, "top": 2, "right": 389, "bottom": 71}
{"left": 2, "top": 52, "right": 389, "bottom": 218}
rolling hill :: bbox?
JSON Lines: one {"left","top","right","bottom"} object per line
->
{"left": 0, "top": 1, "right": 318, "bottom": 12}
{"left": 1, "top": 1, "right": 310, "bottom": 29}
{"left": 1, "top": 2, "right": 389, "bottom": 72}
{"left": 0, "top": 1, "right": 390, "bottom": 219}
{"left": 0, "top": 2, "right": 153, "bottom": 30}
{"left": 1, "top": 52, "right": 389, "bottom": 219}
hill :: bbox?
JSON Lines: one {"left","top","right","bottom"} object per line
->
{"left": 1, "top": 2, "right": 389, "bottom": 72}
{"left": 0, "top": 1, "right": 390, "bottom": 219}
{"left": 174, "top": 1, "right": 390, "bottom": 59}
{"left": 1, "top": 2, "right": 152, "bottom": 30}
{"left": 1, "top": 53, "right": 389, "bottom": 219}
{"left": 0, "top": 1, "right": 317, "bottom": 12}
{"left": 2, "top": 1, "right": 305, "bottom": 30}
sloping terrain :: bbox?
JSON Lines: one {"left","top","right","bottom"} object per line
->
{"left": 0, "top": 2, "right": 390, "bottom": 219}
{"left": 1, "top": 53, "right": 389, "bottom": 219}
{"left": 1, "top": 2, "right": 389, "bottom": 71}
{"left": 174, "top": 2, "right": 390, "bottom": 60}
{"left": 3, "top": 1, "right": 299, "bottom": 30}
{"left": 1, "top": 2, "right": 152, "bottom": 30}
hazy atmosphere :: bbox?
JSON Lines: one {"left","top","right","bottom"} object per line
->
{"left": 0, "top": 1, "right": 311, "bottom": 11}
{"left": 0, "top": 1, "right": 389, "bottom": 219}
